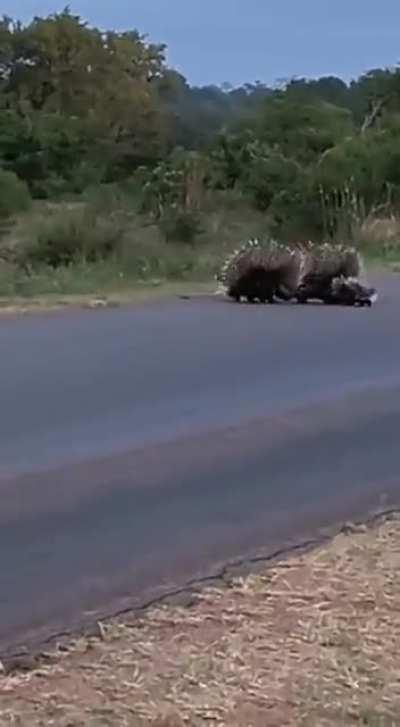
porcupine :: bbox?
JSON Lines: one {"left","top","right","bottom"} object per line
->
{"left": 216, "top": 239, "right": 377, "bottom": 306}
{"left": 216, "top": 239, "right": 303, "bottom": 304}
{"left": 323, "top": 276, "right": 378, "bottom": 307}
{"left": 295, "top": 242, "right": 377, "bottom": 306}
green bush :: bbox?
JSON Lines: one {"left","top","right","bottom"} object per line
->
{"left": 15, "top": 205, "right": 126, "bottom": 267}
{"left": 241, "top": 152, "right": 301, "bottom": 211}
{"left": 265, "top": 166, "right": 330, "bottom": 242}
{"left": 0, "top": 169, "right": 31, "bottom": 219}
{"left": 159, "top": 209, "right": 203, "bottom": 245}
{"left": 82, "top": 181, "right": 141, "bottom": 214}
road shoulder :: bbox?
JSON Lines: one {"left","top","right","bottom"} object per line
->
{"left": 1, "top": 512, "right": 399, "bottom": 726}
{"left": 0, "top": 281, "right": 215, "bottom": 317}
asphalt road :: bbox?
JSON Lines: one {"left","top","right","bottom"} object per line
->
{"left": 1, "top": 274, "right": 400, "bottom": 655}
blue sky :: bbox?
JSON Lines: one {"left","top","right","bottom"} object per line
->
{"left": 7, "top": 0, "right": 400, "bottom": 87}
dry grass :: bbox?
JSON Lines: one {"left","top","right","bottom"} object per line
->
{"left": 356, "top": 216, "right": 400, "bottom": 270}
{"left": 1, "top": 516, "right": 400, "bottom": 726}
{"left": 360, "top": 216, "right": 400, "bottom": 246}
{"left": 0, "top": 281, "right": 215, "bottom": 316}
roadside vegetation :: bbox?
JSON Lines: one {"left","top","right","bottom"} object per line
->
{"left": 1, "top": 10, "right": 400, "bottom": 303}
{"left": 1, "top": 513, "right": 400, "bottom": 725}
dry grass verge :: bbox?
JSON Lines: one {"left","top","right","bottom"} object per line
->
{"left": 1, "top": 515, "right": 400, "bottom": 726}
{"left": 0, "top": 282, "right": 215, "bottom": 317}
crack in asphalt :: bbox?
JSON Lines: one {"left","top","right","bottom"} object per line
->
{"left": 3, "top": 507, "right": 398, "bottom": 669}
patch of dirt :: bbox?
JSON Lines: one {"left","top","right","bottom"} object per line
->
{"left": 1, "top": 516, "right": 400, "bottom": 726}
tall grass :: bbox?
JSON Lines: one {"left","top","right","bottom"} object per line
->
{"left": 2, "top": 179, "right": 396, "bottom": 301}
{"left": 353, "top": 215, "right": 400, "bottom": 264}
{"left": 0, "top": 189, "right": 270, "bottom": 298}
{"left": 319, "top": 182, "right": 400, "bottom": 263}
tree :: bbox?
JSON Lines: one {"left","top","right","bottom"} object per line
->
{"left": 349, "top": 68, "right": 400, "bottom": 131}
{"left": 0, "top": 10, "right": 169, "bottom": 191}
{"left": 284, "top": 76, "right": 350, "bottom": 108}
{"left": 250, "top": 97, "right": 354, "bottom": 164}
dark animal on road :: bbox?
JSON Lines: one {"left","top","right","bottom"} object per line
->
{"left": 216, "top": 239, "right": 303, "bottom": 304}
{"left": 296, "top": 274, "right": 378, "bottom": 306}
{"left": 217, "top": 239, "right": 377, "bottom": 307}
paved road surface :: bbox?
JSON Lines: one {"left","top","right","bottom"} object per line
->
{"left": 1, "top": 274, "right": 399, "bottom": 655}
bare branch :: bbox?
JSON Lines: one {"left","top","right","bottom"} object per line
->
{"left": 361, "top": 97, "right": 388, "bottom": 134}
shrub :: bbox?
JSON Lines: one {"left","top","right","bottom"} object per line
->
{"left": 353, "top": 215, "right": 400, "bottom": 260}
{"left": 14, "top": 205, "right": 126, "bottom": 268}
{"left": 159, "top": 209, "right": 203, "bottom": 245}
{"left": 241, "top": 152, "right": 301, "bottom": 211}
{"left": 0, "top": 169, "right": 31, "bottom": 219}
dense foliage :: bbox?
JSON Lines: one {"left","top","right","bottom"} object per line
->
{"left": 1, "top": 8, "right": 400, "bottom": 275}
